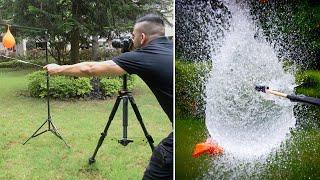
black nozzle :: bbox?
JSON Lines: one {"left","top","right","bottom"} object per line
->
{"left": 255, "top": 85, "right": 269, "bottom": 93}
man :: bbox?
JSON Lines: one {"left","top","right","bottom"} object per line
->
{"left": 44, "top": 14, "right": 173, "bottom": 179}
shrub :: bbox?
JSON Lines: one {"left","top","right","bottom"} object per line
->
{"left": 27, "top": 71, "right": 137, "bottom": 99}
{"left": 27, "top": 71, "right": 47, "bottom": 97}
{"left": 295, "top": 70, "right": 320, "bottom": 98}
{"left": 100, "top": 75, "right": 136, "bottom": 96}
{"left": 175, "top": 59, "right": 211, "bottom": 118}
{"left": 27, "top": 71, "right": 92, "bottom": 99}
{"left": 100, "top": 77, "right": 122, "bottom": 96}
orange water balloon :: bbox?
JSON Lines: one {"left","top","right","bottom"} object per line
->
{"left": 2, "top": 26, "right": 16, "bottom": 49}
{"left": 192, "top": 138, "right": 224, "bottom": 158}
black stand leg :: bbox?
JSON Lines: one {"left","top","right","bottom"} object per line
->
{"left": 88, "top": 74, "right": 155, "bottom": 165}
{"left": 23, "top": 35, "right": 69, "bottom": 148}
{"left": 89, "top": 96, "right": 122, "bottom": 164}
{"left": 118, "top": 94, "right": 134, "bottom": 146}
{"left": 23, "top": 118, "right": 48, "bottom": 144}
{"left": 23, "top": 117, "right": 70, "bottom": 147}
{"left": 129, "top": 95, "right": 154, "bottom": 151}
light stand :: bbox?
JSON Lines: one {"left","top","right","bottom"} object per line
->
{"left": 88, "top": 48, "right": 154, "bottom": 165}
{"left": 0, "top": 23, "right": 69, "bottom": 147}
{"left": 22, "top": 30, "right": 69, "bottom": 147}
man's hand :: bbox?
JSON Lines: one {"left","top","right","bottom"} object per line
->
{"left": 43, "top": 64, "right": 62, "bottom": 75}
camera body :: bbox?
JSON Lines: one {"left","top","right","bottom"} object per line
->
{"left": 111, "top": 36, "right": 133, "bottom": 52}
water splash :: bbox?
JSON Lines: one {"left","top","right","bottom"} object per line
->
{"left": 205, "top": 1, "right": 296, "bottom": 161}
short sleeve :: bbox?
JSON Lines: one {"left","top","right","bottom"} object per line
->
{"left": 112, "top": 51, "right": 148, "bottom": 75}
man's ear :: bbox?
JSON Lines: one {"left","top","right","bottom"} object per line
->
{"left": 141, "top": 33, "right": 147, "bottom": 45}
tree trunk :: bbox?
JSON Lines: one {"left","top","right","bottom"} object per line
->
{"left": 70, "top": 26, "right": 80, "bottom": 64}
{"left": 48, "top": 42, "right": 61, "bottom": 65}
{"left": 70, "top": 0, "right": 80, "bottom": 64}
{"left": 92, "top": 35, "right": 99, "bottom": 61}
{"left": 56, "top": 46, "right": 62, "bottom": 65}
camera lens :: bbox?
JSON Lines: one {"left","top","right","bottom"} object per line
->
{"left": 111, "top": 39, "right": 123, "bottom": 48}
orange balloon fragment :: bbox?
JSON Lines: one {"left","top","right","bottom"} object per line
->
{"left": 192, "top": 138, "right": 224, "bottom": 158}
{"left": 2, "top": 26, "right": 16, "bottom": 49}
{"left": 259, "top": 0, "right": 269, "bottom": 4}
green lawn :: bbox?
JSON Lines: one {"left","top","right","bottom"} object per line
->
{"left": 175, "top": 117, "right": 210, "bottom": 180}
{"left": 0, "top": 68, "right": 171, "bottom": 179}
{"left": 176, "top": 116, "right": 320, "bottom": 179}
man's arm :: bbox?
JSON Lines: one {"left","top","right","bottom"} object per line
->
{"left": 43, "top": 60, "right": 126, "bottom": 77}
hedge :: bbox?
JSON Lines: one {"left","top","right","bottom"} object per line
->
{"left": 295, "top": 70, "right": 320, "bottom": 98}
{"left": 27, "top": 71, "right": 136, "bottom": 99}
{"left": 175, "top": 59, "right": 211, "bottom": 118}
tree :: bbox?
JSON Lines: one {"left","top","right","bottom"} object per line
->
{"left": 248, "top": 0, "right": 320, "bottom": 70}
{"left": 0, "top": 0, "right": 173, "bottom": 64}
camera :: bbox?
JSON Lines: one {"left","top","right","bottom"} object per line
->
{"left": 111, "top": 36, "right": 133, "bottom": 52}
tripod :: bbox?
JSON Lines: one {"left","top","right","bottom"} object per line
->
{"left": 88, "top": 74, "right": 155, "bottom": 164}
{"left": 23, "top": 32, "right": 69, "bottom": 147}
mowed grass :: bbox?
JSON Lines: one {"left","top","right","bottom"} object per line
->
{"left": 176, "top": 117, "right": 320, "bottom": 179}
{"left": 175, "top": 117, "right": 209, "bottom": 180}
{"left": 0, "top": 68, "right": 171, "bottom": 179}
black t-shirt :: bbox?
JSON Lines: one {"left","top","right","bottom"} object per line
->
{"left": 112, "top": 36, "right": 173, "bottom": 122}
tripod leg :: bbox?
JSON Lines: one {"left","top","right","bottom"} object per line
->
{"left": 123, "top": 95, "right": 128, "bottom": 140}
{"left": 128, "top": 95, "right": 155, "bottom": 151}
{"left": 118, "top": 95, "right": 133, "bottom": 146}
{"left": 89, "top": 96, "right": 122, "bottom": 165}
{"left": 49, "top": 120, "right": 70, "bottom": 148}
{"left": 23, "top": 119, "right": 48, "bottom": 145}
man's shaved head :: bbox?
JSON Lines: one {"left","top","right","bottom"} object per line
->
{"left": 134, "top": 14, "right": 165, "bottom": 36}
{"left": 132, "top": 14, "right": 165, "bottom": 49}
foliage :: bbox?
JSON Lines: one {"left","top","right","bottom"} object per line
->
{"left": 295, "top": 70, "right": 320, "bottom": 98}
{"left": 100, "top": 77, "right": 122, "bottom": 96}
{"left": 248, "top": 0, "right": 320, "bottom": 70}
{"left": 79, "top": 48, "right": 120, "bottom": 61}
{"left": 100, "top": 75, "right": 136, "bottom": 96}
{"left": 27, "top": 71, "right": 92, "bottom": 98}
{"left": 0, "top": 0, "right": 172, "bottom": 64}
{"left": 27, "top": 71, "right": 47, "bottom": 97}
{"left": 175, "top": 59, "right": 211, "bottom": 118}
{"left": 27, "top": 71, "right": 136, "bottom": 99}
{"left": 175, "top": 0, "right": 231, "bottom": 62}
{"left": 0, "top": 0, "right": 14, "bottom": 22}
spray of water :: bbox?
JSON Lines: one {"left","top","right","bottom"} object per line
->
{"left": 205, "top": 1, "right": 296, "bottom": 161}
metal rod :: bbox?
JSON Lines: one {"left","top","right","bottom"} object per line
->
{"left": 266, "top": 89, "right": 288, "bottom": 98}
{"left": 45, "top": 36, "right": 51, "bottom": 119}
{"left": 255, "top": 85, "right": 320, "bottom": 106}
